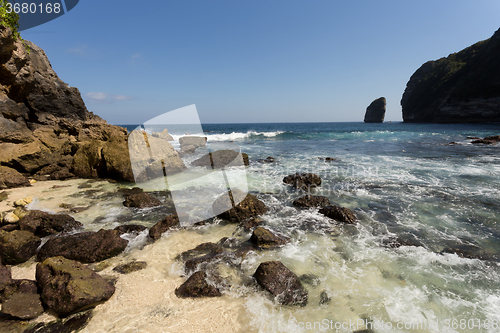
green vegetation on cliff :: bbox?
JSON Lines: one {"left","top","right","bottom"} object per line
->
{"left": 0, "top": 0, "right": 20, "bottom": 40}
{"left": 401, "top": 28, "right": 500, "bottom": 122}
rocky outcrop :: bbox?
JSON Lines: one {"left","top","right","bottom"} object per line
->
{"left": 401, "top": 28, "right": 500, "bottom": 123}
{"left": 123, "top": 192, "right": 162, "bottom": 208}
{"left": 37, "top": 229, "right": 128, "bottom": 263}
{"left": 0, "top": 25, "right": 137, "bottom": 187}
{"left": 253, "top": 261, "right": 308, "bottom": 306}
{"left": 364, "top": 97, "right": 386, "bottom": 123}
{"left": 19, "top": 210, "right": 83, "bottom": 237}
{"left": 212, "top": 189, "right": 267, "bottom": 222}
{"left": 36, "top": 256, "right": 115, "bottom": 316}
{"left": 283, "top": 173, "right": 322, "bottom": 191}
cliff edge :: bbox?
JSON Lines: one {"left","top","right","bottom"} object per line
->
{"left": 401, "top": 28, "right": 500, "bottom": 123}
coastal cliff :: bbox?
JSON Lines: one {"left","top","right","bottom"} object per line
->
{"left": 364, "top": 97, "right": 386, "bottom": 123}
{"left": 0, "top": 25, "right": 135, "bottom": 187}
{"left": 401, "top": 28, "right": 500, "bottom": 123}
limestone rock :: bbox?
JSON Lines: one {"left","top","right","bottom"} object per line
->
{"left": 212, "top": 189, "right": 267, "bottom": 222}
{"left": 151, "top": 129, "right": 174, "bottom": 141}
{"left": 364, "top": 97, "right": 386, "bottom": 123}
{"left": 0, "top": 230, "right": 41, "bottom": 264}
{"left": 253, "top": 261, "right": 308, "bottom": 306}
{"left": 37, "top": 229, "right": 128, "bottom": 263}
{"left": 36, "top": 256, "right": 115, "bottom": 316}
{"left": 179, "top": 136, "right": 206, "bottom": 149}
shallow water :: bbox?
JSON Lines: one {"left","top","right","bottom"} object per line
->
{"left": 5, "top": 122, "right": 500, "bottom": 332}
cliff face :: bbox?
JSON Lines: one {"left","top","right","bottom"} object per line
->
{"left": 364, "top": 97, "right": 386, "bottom": 123}
{"left": 401, "top": 28, "right": 500, "bottom": 123}
{"left": 0, "top": 25, "right": 135, "bottom": 187}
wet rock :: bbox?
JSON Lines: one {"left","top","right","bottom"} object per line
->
{"left": 471, "top": 135, "right": 500, "bottom": 145}
{"left": 0, "top": 191, "right": 8, "bottom": 201}
{"left": 184, "top": 253, "right": 224, "bottom": 273}
{"left": 148, "top": 214, "right": 181, "bottom": 241}
{"left": 319, "top": 205, "right": 357, "bottom": 224}
{"left": 217, "top": 237, "right": 241, "bottom": 249}
{"left": 319, "top": 290, "right": 331, "bottom": 305}
{"left": 239, "top": 217, "right": 263, "bottom": 231}
{"left": 13, "top": 197, "right": 31, "bottom": 207}
{"left": 299, "top": 273, "right": 321, "bottom": 286}
{"left": 257, "top": 156, "right": 275, "bottom": 163}
{"left": 113, "top": 261, "right": 147, "bottom": 274}
{"left": 36, "top": 256, "right": 115, "bottom": 317}
{"left": 383, "top": 235, "right": 423, "bottom": 248}
{"left": 123, "top": 192, "right": 162, "bottom": 208}
{"left": 0, "top": 166, "right": 30, "bottom": 190}
{"left": 0, "top": 279, "right": 38, "bottom": 303}
{"left": 179, "top": 242, "right": 224, "bottom": 261}
{"left": 1, "top": 292, "right": 44, "bottom": 320}
{"left": 0, "top": 230, "right": 41, "bottom": 264}
{"left": 318, "top": 157, "right": 338, "bottom": 162}
{"left": 212, "top": 189, "right": 267, "bottom": 222}
{"left": 283, "top": 173, "right": 321, "bottom": 191}
{"left": 179, "top": 136, "right": 207, "bottom": 149}
{"left": 439, "top": 244, "right": 496, "bottom": 261}
{"left": 253, "top": 261, "right": 308, "bottom": 306}
{"left": 23, "top": 310, "right": 93, "bottom": 333}
{"left": 175, "top": 271, "right": 221, "bottom": 298}
{"left": 114, "top": 224, "right": 147, "bottom": 235}
{"left": 191, "top": 149, "right": 249, "bottom": 168}
{"left": 19, "top": 210, "right": 83, "bottom": 237}
{"left": 13, "top": 207, "right": 29, "bottom": 220}
{"left": 37, "top": 229, "right": 128, "bottom": 263}
{"left": 293, "top": 195, "right": 331, "bottom": 208}
{"left": 0, "top": 261, "right": 12, "bottom": 292}
{"left": 3, "top": 212, "right": 19, "bottom": 224}
{"left": 250, "top": 227, "right": 290, "bottom": 249}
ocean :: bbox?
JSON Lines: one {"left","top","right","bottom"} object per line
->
{"left": 17, "top": 121, "right": 500, "bottom": 332}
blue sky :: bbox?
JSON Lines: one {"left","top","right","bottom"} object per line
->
{"left": 21, "top": 0, "right": 500, "bottom": 124}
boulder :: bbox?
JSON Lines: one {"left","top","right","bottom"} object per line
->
{"left": 0, "top": 230, "right": 41, "bottom": 264}
{"left": 1, "top": 292, "right": 44, "bottom": 320}
{"left": 19, "top": 210, "right": 83, "bottom": 237}
{"left": 179, "top": 242, "right": 225, "bottom": 274}
{"left": 123, "top": 192, "right": 162, "bottom": 208}
{"left": 36, "top": 256, "right": 115, "bottom": 316}
{"left": 151, "top": 129, "right": 174, "bottom": 141}
{"left": 471, "top": 135, "right": 500, "bottom": 145}
{"left": 3, "top": 212, "right": 19, "bottom": 224}
{"left": 0, "top": 279, "right": 38, "bottom": 303}
{"left": 212, "top": 189, "right": 267, "bottom": 222}
{"left": 253, "top": 261, "right": 308, "bottom": 306}
{"left": 37, "top": 229, "right": 128, "bottom": 263}
{"left": 191, "top": 149, "right": 249, "bottom": 168}
{"left": 0, "top": 261, "right": 12, "bottom": 291}
{"left": 318, "top": 157, "right": 338, "bottom": 162}
{"left": 292, "top": 195, "right": 331, "bottom": 208}
{"left": 0, "top": 166, "right": 30, "bottom": 189}
{"left": 283, "top": 173, "right": 321, "bottom": 191}
{"left": 113, "top": 224, "right": 147, "bottom": 235}
{"left": 364, "top": 97, "right": 386, "bottom": 123}
{"left": 257, "top": 156, "right": 275, "bottom": 163}
{"left": 179, "top": 136, "right": 206, "bottom": 149}
{"left": 175, "top": 271, "right": 221, "bottom": 298}
{"left": 239, "top": 217, "right": 263, "bottom": 231}
{"left": 319, "top": 205, "right": 357, "bottom": 224}
{"left": 250, "top": 227, "right": 289, "bottom": 249}
{"left": 148, "top": 214, "right": 181, "bottom": 240}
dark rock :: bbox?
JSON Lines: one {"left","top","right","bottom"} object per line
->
{"left": 113, "top": 224, "right": 147, "bottom": 235}
{"left": 184, "top": 253, "right": 224, "bottom": 273}
{"left": 37, "top": 229, "right": 128, "bottom": 263}
{"left": 191, "top": 149, "right": 249, "bottom": 168}
{"left": 0, "top": 261, "right": 12, "bottom": 292}
{"left": 299, "top": 273, "right": 320, "bottom": 286}
{"left": 0, "top": 279, "right": 38, "bottom": 303}
{"left": 439, "top": 244, "right": 494, "bottom": 261}
{"left": 257, "top": 156, "right": 275, "bottom": 163}
{"left": 319, "top": 205, "right": 357, "bottom": 224}
{"left": 383, "top": 235, "right": 423, "bottom": 248}
{"left": 0, "top": 230, "right": 41, "bottom": 264}
{"left": 319, "top": 290, "right": 331, "bottom": 305}
{"left": 318, "top": 157, "right": 338, "bottom": 162}
{"left": 0, "top": 166, "right": 30, "bottom": 190}
{"left": 364, "top": 97, "right": 386, "bottom": 123}
{"left": 174, "top": 271, "right": 221, "bottom": 298}
{"left": 401, "top": 28, "right": 500, "bottom": 123}
{"left": 123, "top": 192, "right": 162, "bottom": 208}
{"left": 179, "top": 136, "right": 207, "bottom": 149}
{"left": 253, "top": 261, "right": 308, "bottom": 306}
{"left": 250, "top": 227, "right": 289, "bottom": 249}
{"left": 148, "top": 214, "right": 181, "bottom": 241}
{"left": 239, "top": 217, "right": 263, "bottom": 231}
{"left": 471, "top": 135, "right": 500, "bottom": 145}
{"left": 179, "top": 242, "right": 224, "bottom": 261}
{"left": 19, "top": 210, "right": 83, "bottom": 237}
{"left": 36, "top": 256, "right": 115, "bottom": 317}
{"left": 283, "top": 173, "right": 322, "bottom": 191}
{"left": 292, "top": 195, "right": 331, "bottom": 208}
{"left": 1, "top": 292, "right": 44, "bottom": 320}
{"left": 212, "top": 189, "right": 267, "bottom": 222}
{"left": 217, "top": 237, "right": 241, "bottom": 249}
{"left": 113, "top": 261, "right": 147, "bottom": 274}
{"left": 23, "top": 310, "right": 93, "bottom": 333}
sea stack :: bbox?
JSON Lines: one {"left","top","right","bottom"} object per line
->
{"left": 364, "top": 97, "right": 386, "bottom": 123}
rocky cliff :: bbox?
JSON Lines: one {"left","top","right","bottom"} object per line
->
{"left": 0, "top": 25, "right": 136, "bottom": 188}
{"left": 364, "top": 97, "right": 386, "bottom": 123}
{"left": 401, "top": 28, "right": 500, "bottom": 123}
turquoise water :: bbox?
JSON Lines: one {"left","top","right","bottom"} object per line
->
{"left": 119, "top": 122, "right": 500, "bottom": 332}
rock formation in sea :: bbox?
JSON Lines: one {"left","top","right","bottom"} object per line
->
{"left": 401, "top": 27, "right": 500, "bottom": 123}
{"left": 0, "top": 25, "right": 185, "bottom": 188}
{"left": 364, "top": 97, "right": 386, "bottom": 123}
